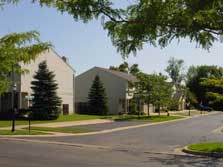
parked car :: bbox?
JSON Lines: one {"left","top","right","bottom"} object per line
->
{"left": 199, "top": 104, "right": 212, "bottom": 112}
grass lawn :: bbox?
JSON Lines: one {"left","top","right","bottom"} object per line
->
{"left": 113, "top": 115, "right": 184, "bottom": 122}
{"left": 0, "top": 114, "right": 113, "bottom": 128}
{"left": 188, "top": 142, "right": 223, "bottom": 153}
{"left": 0, "top": 114, "right": 184, "bottom": 128}
{"left": 0, "top": 130, "right": 47, "bottom": 135}
{"left": 24, "top": 127, "right": 94, "bottom": 134}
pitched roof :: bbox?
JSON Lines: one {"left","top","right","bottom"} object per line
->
{"left": 95, "top": 67, "right": 138, "bottom": 82}
{"left": 50, "top": 48, "right": 76, "bottom": 73}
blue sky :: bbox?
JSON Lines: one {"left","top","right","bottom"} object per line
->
{"left": 1, "top": 1, "right": 223, "bottom": 75}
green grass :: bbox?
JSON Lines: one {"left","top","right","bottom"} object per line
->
{"left": 188, "top": 142, "right": 223, "bottom": 153}
{"left": 25, "top": 127, "right": 94, "bottom": 134}
{"left": 113, "top": 115, "right": 184, "bottom": 122}
{"left": 0, "top": 114, "right": 113, "bottom": 128}
{"left": 0, "top": 130, "right": 47, "bottom": 135}
{"left": 0, "top": 114, "right": 184, "bottom": 128}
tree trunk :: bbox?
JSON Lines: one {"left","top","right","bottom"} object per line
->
{"left": 147, "top": 103, "right": 150, "bottom": 117}
{"left": 158, "top": 104, "right": 160, "bottom": 117}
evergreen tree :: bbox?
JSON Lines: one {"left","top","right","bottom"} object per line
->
{"left": 88, "top": 75, "right": 108, "bottom": 115}
{"left": 31, "top": 61, "right": 61, "bottom": 120}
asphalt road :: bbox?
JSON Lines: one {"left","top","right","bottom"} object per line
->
{"left": 1, "top": 113, "right": 223, "bottom": 166}
{"left": 20, "top": 113, "right": 223, "bottom": 153}
{"left": 68, "top": 120, "right": 148, "bottom": 131}
{"left": 1, "top": 140, "right": 223, "bottom": 167}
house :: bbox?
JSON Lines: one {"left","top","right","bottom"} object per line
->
{"left": 172, "top": 84, "right": 186, "bottom": 111}
{"left": 75, "top": 67, "right": 138, "bottom": 115}
{"left": 0, "top": 48, "right": 76, "bottom": 115}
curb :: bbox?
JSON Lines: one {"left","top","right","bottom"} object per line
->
{"left": 182, "top": 146, "right": 223, "bottom": 158}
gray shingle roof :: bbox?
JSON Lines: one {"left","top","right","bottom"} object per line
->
{"left": 95, "top": 67, "right": 138, "bottom": 82}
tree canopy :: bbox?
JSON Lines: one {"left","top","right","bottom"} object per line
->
{"left": 135, "top": 72, "right": 173, "bottom": 113}
{"left": 109, "top": 62, "right": 140, "bottom": 75}
{"left": 2, "top": 0, "right": 223, "bottom": 56}
{"left": 186, "top": 65, "right": 223, "bottom": 105}
{"left": 200, "top": 78, "right": 223, "bottom": 110}
{"left": 165, "top": 57, "right": 185, "bottom": 87}
{"left": 0, "top": 31, "right": 50, "bottom": 94}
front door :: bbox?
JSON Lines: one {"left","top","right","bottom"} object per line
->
{"left": 62, "top": 104, "right": 69, "bottom": 115}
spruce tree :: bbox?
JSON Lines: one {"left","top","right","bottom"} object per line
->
{"left": 88, "top": 75, "right": 108, "bottom": 115}
{"left": 31, "top": 61, "right": 61, "bottom": 120}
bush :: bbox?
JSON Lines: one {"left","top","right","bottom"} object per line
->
{"left": 75, "top": 102, "right": 89, "bottom": 114}
{"left": 168, "top": 99, "right": 179, "bottom": 111}
{"left": 0, "top": 110, "right": 13, "bottom": 120}
{"left": 0, "top": 108, "right": 31, "bottom": 120}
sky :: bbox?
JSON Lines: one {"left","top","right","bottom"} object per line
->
{"left": 1, "top": 1, "right": 223, "bottom": 75}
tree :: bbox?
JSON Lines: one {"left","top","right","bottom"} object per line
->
{"left": 165, "top": 57, "right": 185, "bottom": 87}
{"left": 88, "top": 75, "right": 108, "bottom": 115}
{"left": 0, "top": 31, "right": 50, "bottom": 94}
{"left": 135, "top": 73, "right": 173, "bottom": 116}
{"left": 4, "top": 1, "right": 223, "bottom": 56}
{"left": 200, "top": 78, "right": 223, "bottom": 110}
{"left": 31, "top": 61, "right": 62, "bottom": 120}
{"left": 150, "top": 74, "right": 173, "bottom": 116}
{"left": 129, "top": 64, "right": 140, "bottom": 76}
{"left": 109, "top": 62, "right": 140, "bottom": 75}
{"left": 186, "top": 65, "right": 223, "bottom": 105}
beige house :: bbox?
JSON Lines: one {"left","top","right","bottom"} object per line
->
{"left": 75, "top": 67, "right": 138, "bottom": 115}
{"left": 172, "top": 85, "right": 186, "bottom": 111}
{"left": 0, "top": 48, "right": 75, "bottom": 115}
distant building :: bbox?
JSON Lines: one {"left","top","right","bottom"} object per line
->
{"left": 0, "top": 48, "right": 75, "bottom": 115}
{"left": 172, "top": 85, "right": 186, "bottom": 111}
{"left": 75, "top": 67, "right": 138, "bottom": 115}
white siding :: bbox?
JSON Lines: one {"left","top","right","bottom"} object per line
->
{"left": 75, "top": 67, "right": 128, "bottom": 114}
{"left": 20, "top": 48, "right": 75, "bottom": 114}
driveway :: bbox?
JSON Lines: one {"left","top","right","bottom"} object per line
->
{"left": 12, "top": 112, "right": 223, "bottom": 153}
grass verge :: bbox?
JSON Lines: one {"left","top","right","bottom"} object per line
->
{"left": 0, "top": 114, "right": 113, "bottom": 127}
{"left": 113, "top": 115, "right": 184, "bottom": 122}
{"left": 24, "top": 127, "right": 94, "bottom": 134}
{"left": 0, "top": 130, "right": 47, "bottom": 135}
{"left": 188, "top": 142, "right": 223, "bottom": 153}
{"left": 0, "top": 114, "right": 184, "bottom": 128}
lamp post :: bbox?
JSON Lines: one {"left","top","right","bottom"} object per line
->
{"left": 25, "top": 95, "right": 34, "bottom": 133}
{"left": 11, "top": 83, "right": 17, "bottom": 132}
{"left": 187, "top": 102, "right": 191, "bottom": 116}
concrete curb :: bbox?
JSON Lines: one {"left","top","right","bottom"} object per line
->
{"left": 182, "top": 146, "right": 223, "bottom": 158}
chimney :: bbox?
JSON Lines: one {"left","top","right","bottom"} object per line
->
{"left": 62, "top": 56, "right": 69, "bottom": 64}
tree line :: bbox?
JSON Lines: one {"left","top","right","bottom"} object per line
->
{"left": 109, "top": 58, "right": 223, "bottom": 114}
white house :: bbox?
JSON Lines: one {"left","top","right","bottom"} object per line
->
{"left": 0, "top": 48, "right": 76, "bottom": 115}
{"left": 75, "top": 67, "right": 138, "bottom": 115}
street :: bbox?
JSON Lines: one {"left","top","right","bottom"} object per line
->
{"left": 1, "top": 113, "right": 223, "bottom": 166}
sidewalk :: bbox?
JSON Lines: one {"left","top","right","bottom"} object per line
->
{"left": 0, "top": 119, "right": 114, "bottom": 130}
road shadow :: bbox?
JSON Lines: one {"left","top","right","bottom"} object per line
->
{"left": 144, "top": 154, "right": 223, "bottom": 167}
